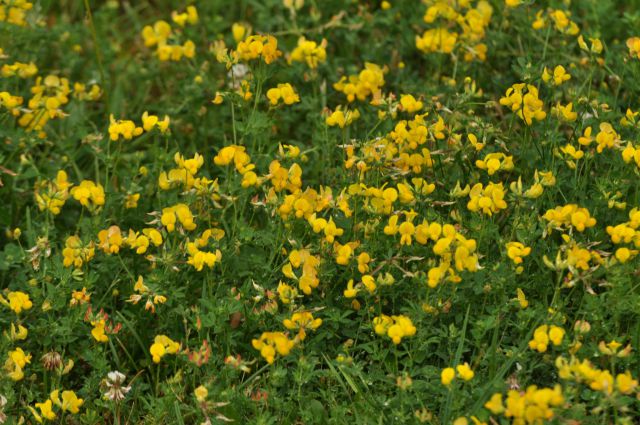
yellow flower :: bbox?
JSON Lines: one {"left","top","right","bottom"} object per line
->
{"left": 31, "top": 399, "right": 56, "bottom": 422}
{"left": 326, "top": 107, "right": 360, "bottom": 128}
{"left": 252, "top": 332, "right": 295, "bottom": 363}
{"left": 277, "top": 281, "right": 298, "bottom": 304}
{"left": 553, "top": 102, "right": 577, "bottom": 122}
{"left": 194, "top": 385, "right": 208, "bottom": 403}
{"left": 627, "top": 37, "right": 640, "bottom": 59}
{"left": 529, "top": 325, "right": 549, "bottom": 352}
{"left": 529, "top": 325, "right": 564, "bottom": 352}
{"left": 578, "top": 35, "right": 603, "bottom": 54}
{"left": 266, "top": 83, "right": 300, "bottom": 106}
{"left": 62, "top": 236, "right": 95, "bottom": 268}
{"left": 399, "top": 94, "right": 423, "bottom": 113}
{"left": 53, "top": 390, "right": 83, "bottom": 414}
{"left": 141, "top": 111, "right": 170, "bottom": 133}
{"left": 542, "top": 65, "right": 571, "bottom": 85}
{"left": 615, "top": 247, "right": 634, "bottom": 263}
{"left": 150, "top": 335, "right": 181, "bottom": 363}
{"left": 289, "top": 36, "right": 327, "bottom": 69}
{"left": 1, "top": 291, "right": 33, "bottom": 314}
{"left": 343, "top": 279, "right": 359, "bottom": 298}
{"left": 4, "top": 347, "right": 31, "bottom": 381}
{"left": 550, "top": 9, "right": 579, "bottom": 35}
{"left": 467, "top": 182, "right": 507, "bottom": 216}
{"left": 499, "top": 83, "right": 546, "bottom": 125}
{"left": 505, "top": 242, "right": 531, "bottom": 265}
{"left": 475, "top": 152, "right": 513, "bottom": 175}
{"left": 161, "top": 203, "right": 197, "bottom": 232}
{"left": 373, "top": 314, "right": 416, "bottom": 344}
{"left": 10, "top": 323, "right": 28, "bottom": 340}
{"left": 142, "top": 20, "right": 172, "bottom": 47}
{"left": 234, "top": 34, "right": 282, "bottom": 64}
{"left": 70, "top": 180, "right": 105, "bottom": 208}
{"left": 456, "top": 363, "right": 474, "bottom": 381}
{"left": 484, "top": 393, "right": 504, "bottom": 414}
{"left": 97, "top": 225, "right": 124, "bottom": 254}
{"left": 333, "top": 62, "right": 385, "bottom": 103}
{"left": 398, "top": 220, "right": 415, "bottom": 246}
{"left": 441, "top": 367, "right": 455, "bottom": 386}
{"left": 616, "top": 372, "right": 638, "bottom": 394}
{"left": 543, "top": 204, "right": 596, "bottom": 232}
{"left": 108, "top": 114, "right": 143, "bottom": 141}
{"left": 548, "top": 325, "right": 565, "bottom": 346}
{"left": 416, "top": 28, "right": 457, "bottom": 54}
{"left": 283, "top": 311, "right": 322, "bottom": 341}
{"left": 91, "top": 319, "right": 109, "bottom": 343}
{"left": 232, "top": 23, "right": 248, "bottom": 43}
{"left": 516, "top": 288, "right": 528, "bottom": 308}
{"left": 124, "top": 193, "right": 140, "bottom": 209}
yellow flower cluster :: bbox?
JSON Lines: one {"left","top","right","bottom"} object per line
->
{"left": 72, "top": 82, "right": 102, "bottom": 101}
{"left": 399, "top": 94, "right": 423, "bottom": 113}
{"left": 505, "top": 242, "right": 531, "bottom": 265}
{"left": 34, "top": 170, "right": 73, "bottom": 215}
{"left": 0, "top": 58, "right": 101, "bottom": 137}
{"left": 506, "top": 241, "right": 531, "bottom": 273}
{"left": 509, "top": 171, "right": 554, "bottom": 199}
{"left": 0, "top": 0, "right": 33, "bottom": 26}
{"left": 70, "top": 180, "right": 105, "bottom": 209}
{"left": 283, "top": 311, "right": 322, "bottom": 341}
{"left": 543, "top": 204, "right": 596, "bottom": 232}
{"left": 467, "top": 182, "right": 508, "bottom": 215}
{"left": 141, "top": 9, "right": 197, "bottom": 62}
{"left": 3, "top": 347, "right": 31, "bottom": 381}
{"left": 423, "top": 223, "right": 479, "bottom": 287}
{"left": 333, "top": 62, "right": 385, "bottom": 103}
{"left": 186, "top": 229, "right": 224, "bottom": 271}
{"left": 528, "top": 325, "right": 565, "bottom": 353}
{"left": 1, "top": 61, "right": 37, "bottom": 78}
{"left": 499, "top": 83, "right": 546, "bottom": 125}
{"left": 556, "top": 356, "right": 639, "bottom": 395}
{"left": 326, "top": 107, "right": 360, "bottom": 128}
{"left": 161, "top": 203, "right": 197, "bottom": 232}
{"left": 441, "top": 363, "right": 475, "bottom": 386}
{"left": 0, "top": 90, "right": 23, "bottom": 115}
{"left": 252, "top": 332, "right": 295, "bottom": 364}
{"left": 606, "top": 208, "right": 640, "bottom": 263}
{"left": 484, "top": 385, "right": 564, "bottom": 424}
{"left": 19, "top": 75, "right": 70, "bottom": 134}
{"left": 475, "top": 152, "right": 514, "bottom": 175}
{"left": 416, "top": 1, "right": 492, "bottom": 61}
{"left": 627, "top": 37, "right": 640, "bottom": 59}
{"left": 0, "top": 291, "right": 32, "bottom": 314}
{"left": 214, "top": 145, "right": 260, "bottom": 188}
{"left": 289, "top": 36, "right": 327, "bottom": 69}
{"left": 150, "top": 335, "right": 181, "bottom": 363}
{"left": 542, "top": 65, "right": 571, "bottom": 86}
{"left": 233, "top": 34, "right": 282, "bottom": 64}
{"left": 282, "top": 249, "right": 321, "bottom": 295}
{"left": 62, "top": 236, "right": 95, "bottom": 268}
{"left": 28, "top": 389, "right": 84, "bottom": 423}
{"left": 342, "top": 113, "right": 436, "bottom": 176}
{"left": 266, "top": 83, "right": 300, "bottom": 106}
{"left": 373, "top": 314, "right": 416, "bottom": 344}
{"left": 97, "top": 226, "right": 163, "bottom": 255}
{"left": 159, "top": 152, "right": 204, "bottom": 190}
{"left": 109, "top": 112, "right": 169, "bottom": 141}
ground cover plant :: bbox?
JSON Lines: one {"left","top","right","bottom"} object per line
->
{"left": 1, "top": 0, "right": 640, "bottom": 423}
